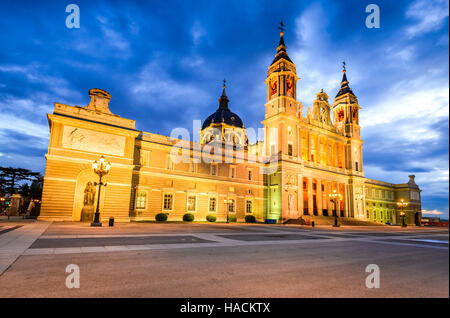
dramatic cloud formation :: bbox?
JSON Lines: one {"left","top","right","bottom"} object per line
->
{"left": 0, "top": 0, "right": 448, "bottom": 217}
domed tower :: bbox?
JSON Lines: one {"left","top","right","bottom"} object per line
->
{"left": 200, "top": 81, "right": 247, "bottom": 148}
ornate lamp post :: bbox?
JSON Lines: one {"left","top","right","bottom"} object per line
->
{"left": 91, "top": 156, "right": 111, "bottom": 227}
{"left": 329, "top": 189, "right": 343, "bottom": 227}
{"left": 224, "top": 199, "right": 231, "bottom": 224}
{"left": 397, "top": 199, "right": 408, "bottom": 228}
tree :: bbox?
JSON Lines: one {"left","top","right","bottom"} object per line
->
{"left": 30, "top": 181, "right": 43, "bottom": 200}
{"left": 19, "top": 183, "right": 30, "bottom": 197}
{"left": 0, "top": 166, "right": 42, "bottom": 195}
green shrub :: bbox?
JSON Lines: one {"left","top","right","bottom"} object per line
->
{"left": 206, "top": 214, "right": 217, "bottom": 222}
{"left": 155, "top": 213, "right": 168, "bottom": 222}
{"left": 183, "top": 213, "right": 195, "bottom": 222}
{"left": 228, "top": 214, "right": 237, "bottom": 222}
{"left": 245, "top": 215, "right": 256, "bottom": 223}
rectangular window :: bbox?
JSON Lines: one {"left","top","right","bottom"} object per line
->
{"left": 187, "top": 195, "right": 196, "bottom": 212}
{"left": 355, "top": 161, "right": 359, "bottom": 171}
{"left": 211, "top": 165, "right": 217, "bottom": 176}
{"left": 163, "top": 194, "right": 173, "bottom": 211}
{"left": 288, "top": 144, "right": 293, "bottom": 156}
{"left": 228, "top": 199, "right": 235, "bottom": 213}
{"left": 248, "top": 170, "right": 252, "bottom": 180}
{"left": 209, "top": 197, "right": 217, "bottom": 212}
{"left": 167, "top": 155, "right": 173, "bottom": 170}
{"left": 230, "top": 166, "right": 236, "bottom": 178}
{"left": 136, "top": 191, "right": 147, "bottom": 209}
{"left": 246, "top": 200, "right": 253, "bottom": 213}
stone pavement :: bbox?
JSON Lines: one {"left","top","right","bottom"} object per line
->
{"left": 0, "top": 221, "right": 51, "bottom": 275}
{"left": 0, "top": 221, "right": 447, "bottom": 297}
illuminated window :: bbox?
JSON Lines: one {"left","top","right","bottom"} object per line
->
{"left": 246, "top": 200, "right": 253, "bottom": 214}
{"left": 187, "top": 194, "right": 196, "bottom": 212}
{"left": 136, "top": 191, "right": 147, "bottom": 209}
{"left": 163, "top": 194, "right": 173, "bottom": 211}
{"left": 228, "top": 199, "right": 235, "bottom": 213}
{"left": 209, "top": 197, "right": 217, "bottom": 212}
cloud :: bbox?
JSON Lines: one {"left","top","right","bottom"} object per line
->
{"left": 422, "top": 209, "right": 445, "bottom": 215}
{"left": 405, "top": 0, "right": 449, "bottom": 38}
{"left": 191, "top": 21, "right": 207, "bottom": 47}
{"left": 130, "top": 60, "right": 210, "bottom": 108}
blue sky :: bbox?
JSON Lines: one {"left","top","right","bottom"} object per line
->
{"left": 0, "top": 0, "right": 448, "bottom": 217}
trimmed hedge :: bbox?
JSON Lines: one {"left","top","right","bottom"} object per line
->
{"left": 245, "top": 215, "right": 256, "bottom": 223}
{"left": 206, "top": 214, "right": 217, "bottom": 222}
{"left": 228, "top": 214, "right": 237, "bottom": 222}
{"left": 183, "top": 213, "right": 195, "bottom": 222}
{"left": 155, "top": 213, "right": 168, "bottom": 222}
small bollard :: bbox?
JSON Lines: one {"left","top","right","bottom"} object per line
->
{"left": 311, "top": 221, "right": 315, "bottom": 228}
{"left": 109, "top": 217, "right": 114, "bottom": 227}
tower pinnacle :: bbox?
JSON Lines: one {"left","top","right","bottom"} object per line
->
{"left": 271, "top": 22, "right": 292, "bottom": 65}
{"left": 218, "top": 79, "right": 229, "bottom": 110}
{"left": 336, "top": 62, "right": 354, "bottom": 98}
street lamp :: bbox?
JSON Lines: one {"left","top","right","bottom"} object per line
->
{"left": 329, "top": 189, "right": 343, "bottom": 227}
{"left": 91, "top": 156, "right": 111, "bottom": 227}
{"left": 397, "top": 199, "right": 408, "bottom": 228}
{"left": 224, "top": 199, "right": 231, "bottom": 224}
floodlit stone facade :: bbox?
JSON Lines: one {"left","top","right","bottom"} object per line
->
{"left": 39, "top": 31, "right": 422, "bottom": 225}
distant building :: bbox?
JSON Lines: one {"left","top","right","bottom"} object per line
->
{"left": 39, "top": 27, "right": 422, "bottom": 225}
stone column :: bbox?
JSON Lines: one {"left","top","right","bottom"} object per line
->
{"left": 327, "top": 139, "right": 331, "bottom": 166}
{"left": 308, "top": 132, "right": 312, "bottom": 162}
{"left": 327, "top": 181, "right": 332, "bottom": 216}
{"left": 307, "top": 177, "right": 313, "bottom": 215}
{"left": 317, "top": 179, "right": 322, "bottom": 215}
{"left": 336, "top": 183, "right": 341, "bottom": 217}
{"left": 317, "top": 136, "right": 321, "bottom": 164}
{"left": 298, "top": 174, "right": 303, "bottom": 216}
{"left": 335, "top": 142, "right": 339, "bottom": 167}
{"left": 344, "top": 184, "right": 349, "bottom": 218}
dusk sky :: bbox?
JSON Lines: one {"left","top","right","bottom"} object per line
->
{"left": 0, "top": 0, "right": 448, "bottom": 217}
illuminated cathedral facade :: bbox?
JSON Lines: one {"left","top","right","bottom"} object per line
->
{"left": 39, "top": 29, "right": 422, "bottom": 226}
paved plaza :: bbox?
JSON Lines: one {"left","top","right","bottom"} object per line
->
{"left": 0, "top": 220, "right": 448, "bottom": 297}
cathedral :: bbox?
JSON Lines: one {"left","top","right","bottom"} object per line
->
{"left": 39, "top": 28, "right": 422, "bottom": 226}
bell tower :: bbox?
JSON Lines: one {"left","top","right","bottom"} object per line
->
{"left": 263, "top": 22, "right": 300, "bottom": 157}
{"left": 264, "top": 23, "right": 300, "bottom": 119}
{"left": 332, "top": 63, "right": 364, "bottom": 175}
{"left": 332, "top": 63, "right": 360, "bottom": 139}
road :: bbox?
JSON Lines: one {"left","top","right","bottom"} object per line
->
{"left": 0, "top": 221, "right": 448, "bottom": 297}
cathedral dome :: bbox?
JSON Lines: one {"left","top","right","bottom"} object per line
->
{"left": 201, "top": 109, "right": 244, "bottom": 130}
{"left": 201, "top": 82, "right": 244, "bottom": 130}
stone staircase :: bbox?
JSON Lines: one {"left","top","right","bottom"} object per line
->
{"left": 283, "top": 215, "right": 387, "bottom": 226}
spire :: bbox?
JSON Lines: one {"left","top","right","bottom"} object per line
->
{"left": 218, "top": 79, "right": 230, "bottom": 110}
{"left": 335, "top": 61, "right": 354, "bottom": 98}
{"left": 271, "top": 22, "right": 293, "bottom": 65}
